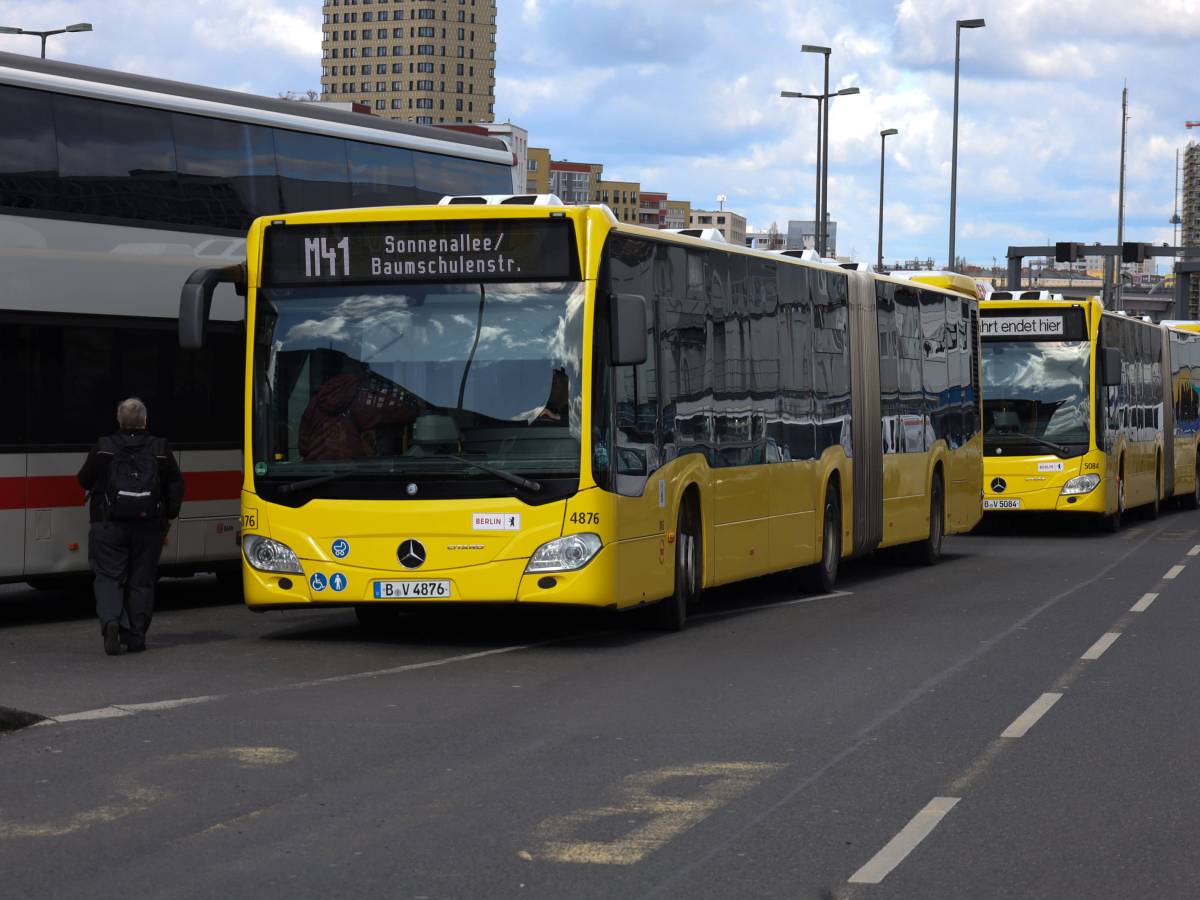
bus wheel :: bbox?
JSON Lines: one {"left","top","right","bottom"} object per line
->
{"left": 1104, "top": 467, "right": 1125, "bottom": 532}
{"left": 1186, "top": 463, "right": 1200, "bottom": 511}
{"left": 657, "top": 505, "right": 698, "bottom": 631}
{"left": 804, "top": 484, "right": 841, "bottom": 593}
{"left": 915, "top": 473, "right": 945, "bottom": 566}
{"left": 355, "top": 605, "right": 400, "bottom": 629}
{"left": 1145, "top": 462, "right": 1161, "bottom": 520}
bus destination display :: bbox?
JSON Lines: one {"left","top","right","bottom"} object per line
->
{"left": 263, "top": 218, "right": 578, "bottom": 285}
{"left": 981, "top": 308, "right": 1087, "bottom": 341}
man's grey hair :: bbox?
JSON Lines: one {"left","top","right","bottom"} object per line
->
{"left": 116, "top": 397, "right": 148, "bottom": 429}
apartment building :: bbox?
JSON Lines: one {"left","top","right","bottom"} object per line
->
{"left": 664, "top": 198, "right": 691, "bottom": 230}
{"left": 1184, "top": 142, "right": 1200, "bottom": 314}
{"left": 595, "top": 179, "right": 640, "bottom": 224}
{"left": 689, "top": 208, "right": 746, "bottom": 245}
{"left": 639, "top": 191, "right": 667, "bottom": 227}
{"left": 549, "top": 160, "right": 603, "bottom": 205}
{"left": 319, "top": 0, "right": 497, "bottom": 125}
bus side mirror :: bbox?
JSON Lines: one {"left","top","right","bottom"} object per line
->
{"left": 1102, "top": 347, "right": 1121, "bottom": 387}
{"left": 610, "top": 293, "right": 647, "bottom": 366}
{"left": 180, "top": 264, "right": 246, "bottom": 349}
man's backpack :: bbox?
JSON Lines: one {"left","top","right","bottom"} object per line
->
{"left": 103, "top": 438, "right": 163, "bottom": 520}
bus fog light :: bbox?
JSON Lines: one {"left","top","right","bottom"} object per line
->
{"left": 526, "top": 533, "right": 602, "bottom": 573}
{"left": 1060, "top": 474, "right": 1101, "bottom": 496}
{"left": 242, "top": 535, "right": 303, "bottom": 573}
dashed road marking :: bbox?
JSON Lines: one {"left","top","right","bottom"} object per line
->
{"left": 1000, "top": 692, "right": 1062, "bottom": 739}
{"left": 1130, "top": 592, "right": 1158, "bottom": 612}
{"left": 1163, "top": 565, "right": 1185, "bottom": 580}
{"left": 847, "top": 796, "right": 960, "bottom": 884}
{"left": 1081, "top": 632, "right": 1121, "bottom": 660}
{"left": 1189, "top": 545, "right": 1200, "bottom": 557}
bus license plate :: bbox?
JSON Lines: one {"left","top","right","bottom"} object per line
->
{"left": 373, "top": 580, "right": 451, "bottom": 599}
{"left": 983, "top": 498, "right": 1021, "bottom": 510}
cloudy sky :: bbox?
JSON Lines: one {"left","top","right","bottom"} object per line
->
{"left": 2, "top": 0, "right": 1195, "bottom": 269}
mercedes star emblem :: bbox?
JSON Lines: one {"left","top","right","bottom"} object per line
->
{"left": 991, "top": 477, "right": 1007, "bottom": 494}
{"left": 397, "top": 539, "right": 426, "bottom": 569}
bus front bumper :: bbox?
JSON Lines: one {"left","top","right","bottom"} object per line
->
{"left": 983, "top": 479, "right": 1108, "bottom": 514}
{"left": 242, "top": 550, "right": 617, "bottom": 611}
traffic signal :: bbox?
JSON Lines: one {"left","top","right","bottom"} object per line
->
{"left": 1055, "top": 242, "right": 1082, "bottom": 263}
{"left": 1122, "top": 241, "right": 1147, "bottom": 264}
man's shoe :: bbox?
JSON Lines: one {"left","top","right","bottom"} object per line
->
{"left": 125, "top": 637, "right": 146, "bottom": 654}
{"left": 102, "top": 621, "right": 121, "bottom": 656}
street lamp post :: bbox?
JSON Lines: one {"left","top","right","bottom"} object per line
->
{"left": 877, "top": 128, "right": 899, "bottom": 272}
{"left": 781, "top": 84, "right": 859, "bottom": 257}
{"left": 948, "top": 17, "right": 985, "bottom": 272}
{"left": 0, "top": 22, "right": 92, "bottom": 58}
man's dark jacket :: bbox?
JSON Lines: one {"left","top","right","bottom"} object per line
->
{"left": 77, "top": 430, "right": 186, "bottom": 523}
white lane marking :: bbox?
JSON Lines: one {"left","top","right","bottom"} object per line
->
{"left": 1000, "top": 692, "right": 1063, "bottom": 739}
{"left": 1189, "top": 545, "right": 1200, "bottom": 557}
{"left": 1081, "top": 632, "right": 1121, "bottom": 660}
{"left": 37, "top": 644, "right": 534, "bottom": 727}
{"left": 47, "top": 706, "right": 135, "bottom": 724}
{"left": 1164, "top": 565, "right": 1185, "bottom": 580}
{"left": 847, "top": 796, "right": 960, "bottom": 884}
{"left": 1130, "top": 592, "right": 1158, "bottom": 612}
{"left": 691, "top": 589, "right": 850, "bottom": 621}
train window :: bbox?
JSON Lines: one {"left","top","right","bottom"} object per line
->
{"left": 0, "top": 85, "right": 58, "bottom": 211}
{"left": 53, "top": 94, "right": 178, "bottom": 222}
{"left": 173, "top": 114, "right": 280, "bottom": 229}
{"left": 347, "top": 141, "right": 417, "bottom": 206}
{"left": 273, "top": 129, "right": 351, "bottom": 212}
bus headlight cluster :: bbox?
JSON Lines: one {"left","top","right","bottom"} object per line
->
{"left": 1060, "top": 474, "right": 1101, "bottom": 496}
{"left": 242, "top": 535, "right": 303, "bottom": 573}
{"left": 526, "top": 533, "right": 603, "bottom": 573}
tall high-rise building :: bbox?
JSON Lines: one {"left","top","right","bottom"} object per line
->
{"left": 1181, "top": 142, "right": 1199, "bottom": 314}
{"left": 319, "top": 0, "right": 497, "bottom": 125}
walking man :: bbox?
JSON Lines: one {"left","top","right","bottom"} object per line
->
{"left": 78, "top": 398, "right": 185, "bottom": 655}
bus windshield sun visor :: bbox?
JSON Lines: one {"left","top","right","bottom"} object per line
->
{"left": 179, "top": 263, "right": 246, "bottom": 349}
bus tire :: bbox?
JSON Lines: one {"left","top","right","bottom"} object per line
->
{"left": 657, "top": 503, "right": 699, "bottom": 632}
{"left": 1145, "top": 459, "right": 1161, "bottom": 520}
{"left": 1104, "top": 463, "right": 1125, "bottom": 532}
{"left": 914, "top": 472, "right": 945, "bottom": 566}
{"left": 1185, "top": 461, "right": 1200, "bottom": 511}
{"left": 804, "top": 484, "right": 841, "bottom": 593}
{"left": 355, "top": 605, "right": 400, "bottom": 629}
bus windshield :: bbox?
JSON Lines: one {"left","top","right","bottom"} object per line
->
{"left": 982, "top": 340, "right": 1091, "bottom": 456}
{"left": 253, "top": 280, "right": 585, "bottom": 498}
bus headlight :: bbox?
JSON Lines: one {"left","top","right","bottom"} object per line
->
{"left": 526, "top": 533, "right": 603, "bottom": 573}
{"left": 242, "top": 535, "right": 303, "bottom": 573}
{"left": 1060, "top": 474, "right": 1101, "bottom": 496}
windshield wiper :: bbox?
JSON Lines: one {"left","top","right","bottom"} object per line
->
{"left": 275, "top": 471, "right": 358, "bottom": 495}
{"left": 445, "top": 454, "right": 542, "bottom": 493}
{"left": 988, "top": 432, "right": 1072, "bottom": 457}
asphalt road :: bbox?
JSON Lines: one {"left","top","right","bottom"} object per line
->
{"left": 2, "top": 507, "right": 1199, "bottom": 899}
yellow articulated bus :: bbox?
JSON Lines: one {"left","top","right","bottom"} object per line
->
{"left": 179, "top": 198, "right": 982, "bottom": 629}
{"left": 980, "top": 297, "right": 1200, "bottom": 528}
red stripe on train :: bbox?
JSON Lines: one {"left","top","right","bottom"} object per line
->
{"left": 0, "top": 471, "right": 242, "bottom": 510}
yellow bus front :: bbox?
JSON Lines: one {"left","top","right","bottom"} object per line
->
{"left": 980, "top": 299, "right": 1113, "bottom": 516}
{"left": 236, "top": 205, "right": 626, "bottom": 611}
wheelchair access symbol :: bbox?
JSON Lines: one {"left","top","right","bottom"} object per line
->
{"left": 331, "top": 539, "right": 350, "bottom": 559}
{"left": 329, "top": 572, "right": 348, "bottom": 593}
{"left": 309, "top": 572, "right": 328, "bottom": 592}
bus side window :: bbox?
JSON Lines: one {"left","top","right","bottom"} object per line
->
{"left": 607, "top": 235, "right": 660, "bottom": 497}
